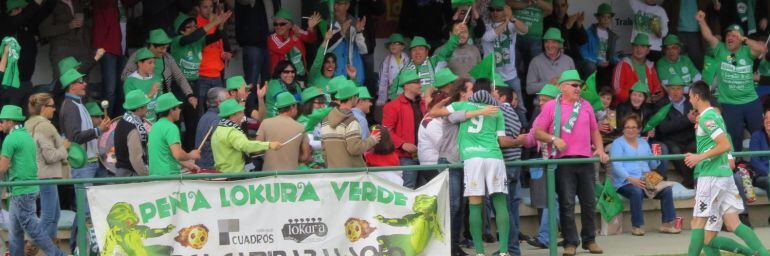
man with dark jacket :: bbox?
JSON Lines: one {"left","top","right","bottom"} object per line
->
{"left": 655, "top": 76, "right": 696, "bottom": 188}
{"left": 114, "top": 90, "right": 152, "bottom": 176}
{"left": 37, "top": 0, "right": 90, "bottom": 78}
{"left": 235, "top": 0, "right": 277, "bottom": 85}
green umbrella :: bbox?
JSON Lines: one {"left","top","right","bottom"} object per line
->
{"left": 642, "top": 103, "right": 672, "bottom": 133}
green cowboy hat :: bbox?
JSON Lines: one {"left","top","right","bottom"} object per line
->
{"left": 725, "top": 24, "right": 744, "bottom": 36}
{"left": 123, "top": 89, "right": 151, "bottom": 110}
{"left": 663, "top": 34, "right": 682, "bottom": 47}
{"left": 409, "top": 36, "right": 431, "bottom": 50}
{"left": 85, "top": 102, "right": 104, "bottom": 116}
{"left": 327, "top": 75, "right": 348, "bottom": 95}
{"left": 542, "top": 28, "right": 564, "bottom": 44}
{"left": 218, "top": 98, "right": 245, "bottom": 118}
{"left": 434, "top": 69, "right": 458, "bottom": 88}
{"left": 537, "top": 84, "right": 560, "bottom": 98}
{"left": 275, "top": 91, "right": 298, "bottom": 109}
{"left": 134, "top": 48, "right": 155, "bottom": 62}
{"left": 489, "top": 0, "right": 506, "bottom": 8}
{"left": 556, "top": 69, "right": 583, "bottom": 85}
{"left": 155, "top": 93, "right": 183, "bottom": 112}
{"left": 274, "top": 9, "right": 295, "bottom": 23}
{"left": 631, "top": 81, "right": 650, "bottom": 96}
{"left": 335, "top": 81, "right": 359, "bottom": 100}
{"left": 301, "top": 87, "right": 324, "bottom": 104}
{"left": 632, "top": 33, "right": 651, "bottom": 46}
{"left": 67, "top": 143, "right": 87, "bottom": 169}
{"left": 358, "top": 87, "right": 373, "bottom": 100}
{"left": 385, "top": 33, "right": 406, "bottom": 48}
{"left": 397, "top": 69, "right": 421, "bottom": 87}
{"left": 226, "top": 76, "right": 247, "bottom": 91}
{"left": 666, "top": 76, "right": 686, "bottom": 87}
{"left": 6, "top": 0, "right": 27, "bottom": 14}
{"left": 147, "top": 29, "right": 173, "bottom": 45}
{"left": 174, "top": 13, "right": 194, "bottom": 34}
{"left": 0, "top": 105, "right": 25, "bottom": 121}
{"left": 595, "top": 3, "right": 614, "bottom": 17}
{"left": 59, "top": 69, "right": 86, "bottom": 89}
{"left": 57, "top": 57, "right": 81, "bottom": 74}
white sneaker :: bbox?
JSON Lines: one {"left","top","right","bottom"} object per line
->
{"left": 499, "top": 253, "right": 510, "bottom": 256}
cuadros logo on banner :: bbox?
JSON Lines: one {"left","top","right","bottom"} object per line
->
{"left": 282, "top": 218, "right": 328, "bottom": 243}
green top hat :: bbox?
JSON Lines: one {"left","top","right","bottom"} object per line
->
{"left": 57, "top": 57, "right": 81, "bottom": 74}
{"left": 632, "top": 33, "right": 651, "bottom": 46}
{"left": 123, "top": 89, "right": 151, "bottom": 110}
{"left": 666, "top": 76, "right": 686, "bottom": 87}
{"left": 397, "top": 69, "right": 421, "bottom": 87}
{"left": 595, "top": 3, "right": 614, "bottom": 16}
{"left": 274, "top": 9, "right": 295, "bottom": 22}
{"left": 67, "top": 143, "right": 87, "bottom": 169}
{"left": 385, "top": 33, "right": 406, "bottom": 48}
{"left": 537, "top": 84, "right": 560, "bottom": 98}
{"left": 409, "top": 36, "right": 431, "bottom": 50}
{"left": 59, "top": 69, "right": 85, "bottom": 89}
{"left": 663, "top": 34, "right": 682, "bottom": 46}
{"left": 327, "top": 75, "right": 348, "bottom": 95}
{"left": 275, "top": 91, "right": 298, "bottom": 108}
{"left": 301, "top": 87, "right": 324, "bottom": 104}
{"left": 631, "top": 81, "right": 650, "bottom": 96}
{"left": 556, "top": 69, "right": 583, "bottom": 85}
{"left": 726, "top": 24, "right": 744, "bottom": 36}
{"left": 85, "top": 102, "right": 104, "bottom": 116}
{"left": 358, "top": 87, "right": 373, "bottom": 99}
{"left": 542, "top": 28, "right": 564, "bottom": 44}
{"left": 434, "top": 69, "right": 458, "bottom": 88}
{"left": 489, "top": 0, "right": 506, "bottom": 8}
{"left": 335, "top": 81, "right": 359, "bottom": 100}
{"left": 226, "top": 76, "right": 246, "bottom": 90}
{"left": 218, "top": 99, "right": 245, "bottom": 118}
{"left": 147, "top": 29, "right": 173, "bottom": 45}
{"left": 174, "top": 13, "right": 194, "bottom": 34}
{"left": 134, "top": 48, "right": 155, "bottom": 62}
{"left": 6, "top": 0, "right": 27, "bottom": 14}
{"left": 155, "top": 93, "right": 183, "bottom": 112}
{"left": 0, "top": 105, "right": 25, "bottom": 121}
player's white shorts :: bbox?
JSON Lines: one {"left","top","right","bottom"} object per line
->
{"left": 693, "top": 176, "right": 744, "bottom": 232}
{"left": 463, "top": 157, "right": 508, "bottom": 197}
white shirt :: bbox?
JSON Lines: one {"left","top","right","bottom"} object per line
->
{"left": 630, "top": 0, "right": 669, "bottom": 51}
{"left": 417, "top": 118, "right": 444, "bottom": 165}
{"left": 481, "top": 20, "right": 520, "bottom": 81}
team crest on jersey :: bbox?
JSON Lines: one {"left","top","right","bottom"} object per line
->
{"left": 682, "top": 66, "right": 689, "bottom": 73}
{"left": 705, "top": 120, "right": 717, "bottom": 130}
{"left": 699, "top": 201, "right": 708, "bottom": 212}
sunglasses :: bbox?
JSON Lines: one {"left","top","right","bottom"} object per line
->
{"left": 273, "top": 22, "right": 289, "bottom": 27}
{"left": 282, "top": 70, "right": 296, "bottom": 74}
{"left": 74, "top": 78, "right": 85, "bottom": 84}
{"left": 567, "top": 83, "right": 584, "bottom": 89}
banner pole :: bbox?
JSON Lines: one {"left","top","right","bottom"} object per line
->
{"left": 75, "top": 184, "right": 89, "bottom": 256}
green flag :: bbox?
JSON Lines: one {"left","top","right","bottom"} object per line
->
{"left": 468, "top": 53, "right": 495, "bottom": 80}
{"left": 451, "top": 0, "right": 474, "bottom": 8}
{"left": 304, "top": 107, "right": 332, "bottom": 132}
{"left": 581, "top": 71, "right": 603, "bottom": 113}
{"left": 642, "top": 103, "right": 672, "bottom": 133}
{"left": 597, "top": 179, "right": 624, "bottom": 222}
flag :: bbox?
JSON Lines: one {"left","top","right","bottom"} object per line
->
{"left": 597, "top": 180, "right": 624, "bottom": 222}
{"left": 468, "top": 54, "right": 495, "bottom": 80}
{"left": 318, "top": 0, "right": 335, "bottom": 39}
{"left": 642, "top": 103, "right": 672, "bottom": 133}
{"left": 581, "top": 71, "right": 604, "bottom": 113}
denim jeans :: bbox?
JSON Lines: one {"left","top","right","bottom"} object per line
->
{"left": 722, "top": 100, "right": 763, "bottom": 152}
{"left": 195, "top": 77, "right": 224, "bottom": 104}
{"left": 242, "top": 46, "right": 270, "bottom": 85}
{"left": 70, "top": 162, "right": 100, "bottom": 253}
{"left": 555, "top": 161, "right": 597, "bottom": 247}
{"left": 39, "top": 183, "right": 60, "bottom": 239}
{"left": 438, "top": 157, "right": 464, "bottom": 251}
{"left": 505, "top": 166, "right": 521, "bottom": 255}
{"left": 400, "top": 157, "right": 421, "bottom": 189}
{"left": 536, "top": 203, "right": 560, "bottom": 244}
{"left": 9, "top": 193, "right": 65, "bottom": 256}
{"left": 101, "top": 53, "right": 127, "bottom": 115}
{"left": 617, "top": 184, "right": 676, "bottom": 227}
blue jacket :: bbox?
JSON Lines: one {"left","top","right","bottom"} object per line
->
{"left": 332, "top": 39, "right": 366, "bottom": 85}
{"left": 579, "top": 24, "right": 620, "bottom": 65}
{"left": 749, "top": 130, "right": 770, "bottom": 177}
{"left": 610, "top": 136, "right": 660, "bottom": 189}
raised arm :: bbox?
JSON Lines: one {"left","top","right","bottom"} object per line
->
{"left": 696, "top": 10, "right": 719, "bottom": 49}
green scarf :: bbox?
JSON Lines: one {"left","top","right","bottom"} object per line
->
{"left": 1, "top": 37, "right": 21, "bottom": 88}
{"left": 494, "top": 22, "right": 513, "bottom": 66}
{"left": 551, "top": 95, "right": 582, "bottom": 158}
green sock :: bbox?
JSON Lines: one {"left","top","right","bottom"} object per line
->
{"left": 469, "top": 203, "right": 485, "bottom": 254}
{"left": 703, "top": 246, "right": 721, "bottom": 256}
{"left": 492, "top": 194, "right": 510, "bottom": 253}
{"left": 689, "top": 228, "right": 705, "bottom": 256}
{"left": 708, "top": 236, "right": 756, "bottom": 255}
{"left": 735, "top": 223, "right": 770, "bottom": 256}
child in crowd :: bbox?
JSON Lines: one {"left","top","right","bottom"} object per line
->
{"left": 364, "top": 125, "right": 404, "bottom": 186}
{"left": 376, "top": 33, "right": 410, "bottom": 108}
{"left": 598, "top": 87, "right": 617, "bottom": 144}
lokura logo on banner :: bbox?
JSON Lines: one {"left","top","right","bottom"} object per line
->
{"left": 282, "top": 218, "right": 328, "bottom": 243}
{"left": 218, "top": 219, "right": 275, "bottom": 246}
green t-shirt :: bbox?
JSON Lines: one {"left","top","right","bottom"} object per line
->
{"left": 171, "top": 36, "right": 204, "bottom": 81}
{"left": 1, "top": 126, "right": 39, "bottom": 196}
{"left": 633, "top": 61, "right": 648, "bottom": 85}
{"left": 148, "top": 118, "right": 182, "bottom": 176}
{"left": 655, "top": 56, "right": 699, "bottom": 86}
{"left": 447, "top": 102, "right": 505, "bottom": 160}
{"left": 124, "top": 75, "right": 161, "bottom": 122}
{"left": 514, "top": 0, "right": 550, "bottom": 38}
{"left": 694, "top": 108, "right": 732, "bottom": 177}
{"left": 710, "top": 42, "right": 757, "bottom": 104}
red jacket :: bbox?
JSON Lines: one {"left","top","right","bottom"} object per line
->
{"left": 91, "top": 0, "right": 138, "bottom": 56}
{"left": 197, "top": 15, "right": 225, "bottom": 78}
{"left": 382, "top": 94, "right": 426, "bottom": 158}
{"left": 267, "top": 29, "right": 316, "bottom": 75}
{"left": 612, "top": 57, "right": 663, "bottom": 105}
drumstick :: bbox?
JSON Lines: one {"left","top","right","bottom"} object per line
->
{"left": 281, "top": 132, "right": 303, "bottom": 146}
{"left": 197, "top": 126, "right": 214, "bottom": 151}
{"left": 461, "top": 5, "right": 472, "bottom": 24}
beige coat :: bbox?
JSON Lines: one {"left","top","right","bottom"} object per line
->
{"left": 26, "top": 116, "right": 70, "bottom": 179}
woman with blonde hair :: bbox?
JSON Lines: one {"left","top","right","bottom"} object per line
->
{"left": 25, "top": 92, "right": 70, "bottom": 241}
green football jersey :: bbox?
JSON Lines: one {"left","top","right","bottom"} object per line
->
{"left": 448, "top": 102, "right": 505, "bottom": 160}
{"left": 694, "top": 107, "right": 732, "bottom": 177}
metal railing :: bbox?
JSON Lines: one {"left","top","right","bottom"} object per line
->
{"left": 1, "top": 150, "right": 769, "bottom": 256}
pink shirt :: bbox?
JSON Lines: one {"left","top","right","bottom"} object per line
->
{"left": 533, "top": 98, "right": 599, "bottom": 158}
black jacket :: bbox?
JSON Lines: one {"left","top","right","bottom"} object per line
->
{"left": 234, "top": 0, "right": 277, "bottom": 48}
{"left": 654, "top": 97, "right": 695, "bottom": 145}
{"left": 615, "top": 101, "right": 655, "bottom": 134}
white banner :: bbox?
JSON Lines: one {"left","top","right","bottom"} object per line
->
{"left": 88, "top": 171, "right": 450, "bottom": 256}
